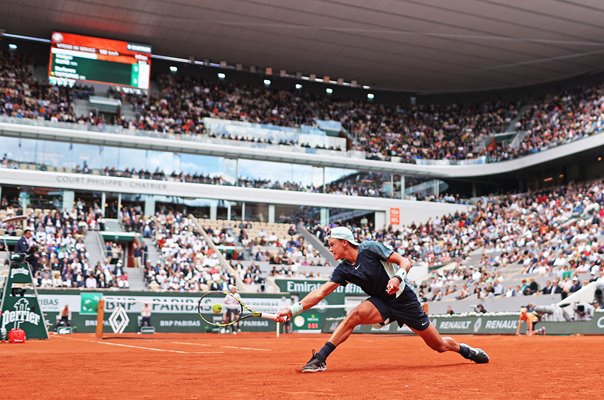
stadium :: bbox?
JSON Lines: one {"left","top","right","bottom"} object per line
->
{"left": 1, "top": 1, "right": 603, "bottom": 399}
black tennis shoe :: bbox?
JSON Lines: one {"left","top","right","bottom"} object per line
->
{"left": 461, "top": 344, "right": 490, "bottom": 364}
{"left": 301, "top": 350, "right": 327, "bottom": 373}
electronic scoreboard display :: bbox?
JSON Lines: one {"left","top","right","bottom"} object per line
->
{"left": 49, "top": 32, "right": 151, "bottom": 90}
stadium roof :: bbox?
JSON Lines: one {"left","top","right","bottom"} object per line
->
{"left": 2, "top": 0, "right": 604, "bottom": 93}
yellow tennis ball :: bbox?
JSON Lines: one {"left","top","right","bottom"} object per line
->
{"left": 212, "top": 303, "right": 223, "bottom": 314}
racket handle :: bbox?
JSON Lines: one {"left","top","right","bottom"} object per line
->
{"left": 260, "top": 313, "right": 278, "bottom": 320}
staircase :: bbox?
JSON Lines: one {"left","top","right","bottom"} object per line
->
{"left": 126, "top": 265, "right": 145, "bottom": 290}
{"left": 296, "top": 222, "right": 336, "bottom": 266}
{"left": 505, "top": 104, "right": 531, "bottom": 132}
{"left": 142, "top": 237, "right": 161, "bottom": 265}
{"left": 73, "top": 98, "right": 92, "bottom": 119}
{"left": 189, "top": 216, "right": 258, "bottom": 292}
{"left": 104, "top": 219, "right": 124, "bottom": 232}
{"left": 509, "top": 130, "right": 529, "bottom": 149}
{"left": 120, "top": 103, "right": 137, "bottom": 121}
{"left": 84, "top": 231, "right": 107, "bottom": 265}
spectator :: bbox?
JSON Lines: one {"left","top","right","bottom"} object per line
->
{"left": 569, "top": 277, "right": 582, "bottom": 293}
{"left": 85, "top": 274, "right": 97, "bottom": 288}
{"left": 541, "top": 280, "right": 554, "bottom": 294}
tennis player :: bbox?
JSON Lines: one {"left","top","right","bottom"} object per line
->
{"left": 274, "top": 227, "right": 490, "bottom": 372}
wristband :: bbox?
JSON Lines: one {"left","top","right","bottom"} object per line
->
{"left": 394, "top": 268, "right": 407, "bottom": 281}
{"left": 290, "top": 302, "right": 303, "bottom": 316}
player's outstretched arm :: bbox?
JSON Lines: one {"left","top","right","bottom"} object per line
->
{"left": 274, "top": 282, "right": 340, "bottom": 322}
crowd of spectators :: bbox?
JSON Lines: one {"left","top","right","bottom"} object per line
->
{"left": 107, "top": 74, "right": 604, "bottom": 163}
{"left": 0, "top": 206, "right": 126, "bottom": 289}
{"left": 312, "top": 178, "right": 603, "bottom": 303}
{"left": 120, "top": 206, "right": 146, "bottom": 233}
{"left": 199, "top": 220, "right": 330, "bottom": 289}
{"left": 143, "top": 211, "right": 236, "bottom": 291}
{"left": 515, "top": 85, "right": 604, "bottom": 158}
{"left": 3, "top": 49, "right": 604, "bottom": 165}
{"left": 108, "top": 74, "right": 524, "bottom": 161}
{"left": 234, "top": 222, "right": 327, "bottom": 268}
{"left": 1, "top": 51, "right": 75, "bottom": 122}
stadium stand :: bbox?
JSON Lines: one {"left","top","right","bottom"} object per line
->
{"left": 0, "top": 207, "right": 127, "bottom": 289}
{"left": 2, "top": 48, "right": 603, "bottom": 165}
{"left": 197, "top": 219, "right": 328, "bottom": 291}
{"left": 310, "top": 178, "right": 603, "bottom": 312}
{"left": 142, "top": 212, "right": 236, "bottom": 291}
{"left": 1, "top": 43, "right": 603, "bottom": 308}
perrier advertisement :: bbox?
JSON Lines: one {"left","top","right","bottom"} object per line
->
{"left": 0, "top": 261, "right": 48, "bottom": 339}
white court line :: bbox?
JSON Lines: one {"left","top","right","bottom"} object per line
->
{"left": 56, "top": 336, "right": 223, "bottom": 354}
{"left": 171, "top": 341, "right": 271, "bottom": 352}
{"left": 221, "top": 345, "right": 271, "bottom": 351}
{"left": 96, "top": 341, "right": 190, "bottom": 354}
{"left": 171, "top": 341, "right": 212, "bottom": 347}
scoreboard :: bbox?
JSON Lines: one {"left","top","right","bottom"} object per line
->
{"left": 48, "top": 32, "right": 151, "bottom": 90}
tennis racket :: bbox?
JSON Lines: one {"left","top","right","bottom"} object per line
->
{"left": 197, "top": 291, "right": 278, "bottom": 327}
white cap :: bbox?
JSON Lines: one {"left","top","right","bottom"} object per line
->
{"left": 328, "top": 227, "right": 359, "bottom": 246}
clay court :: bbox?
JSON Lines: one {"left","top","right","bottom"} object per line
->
{"left": 1, "top": 333, "right": 602, "bottom": 400}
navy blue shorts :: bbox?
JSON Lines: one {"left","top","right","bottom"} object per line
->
{"left": 366, "top": 286, "right": 430, "bottom": 331}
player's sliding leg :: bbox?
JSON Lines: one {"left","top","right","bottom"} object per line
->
{"left": 301, "top": 301, "right": 383, "bottom": 373}
{"left": 410, "top": 324, "right": 490, "bottom": 364}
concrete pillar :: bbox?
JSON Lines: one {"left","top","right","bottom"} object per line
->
{"left": 242, "top": 202, "right": 246, "bottom": 221}
{"left": 62, "top": 190, "right": 75, "bottom": 212}
{"left": 320, "top": 208, "right": 329, "bottom": 226}
{"left": 472, "top": 182, "right": 478, "bottom": 198}
{"left": 322, "top": 167, "right": 326, "bottom": 193}
{"left": 433, "top": 180, "right": 439, "bottom": 197}
{"left": 210, "top": 201, "right": 218, "bottom": 220}
{"left": 374, "top": 211, "right": 386, "bottom": 230}
{"left": 117, "top": 193, "right": 122, "bottom": 220}
{"left": 268, "top": 204, "right": 275, "bottom": 223}
{"left": 227, "top": 202, "right": 231, "bottom": 221}
{"left": 400, "top": 175, "right": 405, "bottom": 199}
{"left": 101, "top": 192, "right": 106, "bottom": 217}
{"left": 144, "top": 195, "right": 155, "bottom": 216}
{"left": 20, "top": 191, "right": 30, "bottom": 212}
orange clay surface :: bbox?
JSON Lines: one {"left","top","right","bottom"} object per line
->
{"left": 1, "top": 333, "right": 603, "bottom": 400}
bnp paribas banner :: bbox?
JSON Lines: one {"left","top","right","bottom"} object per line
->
{"left": 37, "top": 290, "right": 284, "bottom": 333}
{"left": 321, "top": 312, "right": 604, "bottom": 335}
